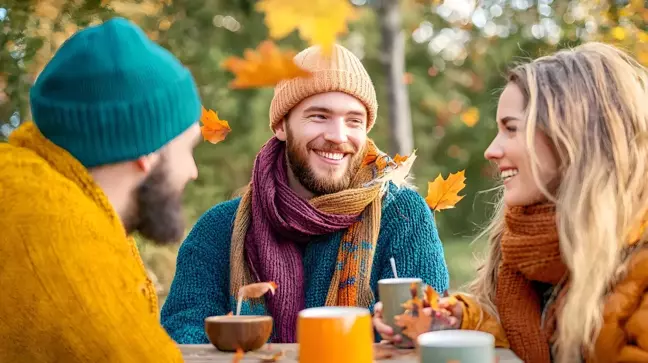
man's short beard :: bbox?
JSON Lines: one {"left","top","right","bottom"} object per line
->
{"left": 123, "top": 158, "right": 186, "bottom": 245}
{"left": 285, "top": 124, "right": 365, "bottom": 195}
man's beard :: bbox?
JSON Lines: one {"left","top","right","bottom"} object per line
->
{"left": 123, "top": 160, "right": 186, "bottom": 245}
{"left": 285, "top": 127, "right": 365, "bottom": 196}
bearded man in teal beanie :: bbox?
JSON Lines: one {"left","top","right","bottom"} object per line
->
{"left": 0, "top": 17, "right": 203, "bottom": 362}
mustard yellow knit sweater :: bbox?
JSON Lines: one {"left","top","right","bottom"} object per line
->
{"left": 0, "top": 122, "right": 183, "bottom": 363}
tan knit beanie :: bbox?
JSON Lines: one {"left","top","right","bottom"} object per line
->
{"left": 269, "top": 44, "right": 378, "bottom": 133}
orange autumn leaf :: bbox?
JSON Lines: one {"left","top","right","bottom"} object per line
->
{"left": 222, "top": 40, "right": 312, "bottom": 89}
{"left": 200, "top": 106, "right": 231, "bottom": 144}
{"left": 376, "top": 150, "right": 418, "bottom": 188}
{"left": 362, "top": 148, "right": 378, "bottom": 166}
{"left": 396, "top": 284, "right": 456, "bottom": 342}
{"left": 238, "top": 281, "right": 278, "bottom": 299}
{"left": 425, "top": 170, "right": 466, "bottom": 211}
{"left": 252, "top": 350, "right": 286, "bottom": 362}
{"left": 232, "top": 348, "right": 244, "bottom": 363}
{"left": 424, "top": 285, "right": 440, "bottom": 310}
{"left": 255, "top": 0, "right": 358, "bottom": 55}
{"left": 393, "top": 153, "right": 409, "bottom": 165}
{"left": 376, "top": 156, "right": 388, "bottom": 171}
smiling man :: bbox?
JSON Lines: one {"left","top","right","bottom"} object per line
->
{"left": 160, "top": 44, "right": 450, "bottom": 343}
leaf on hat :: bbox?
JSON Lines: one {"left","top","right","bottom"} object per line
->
{"left": 222, "top": 40, "right": 312, "bottom": 89}
{"left": 425, "top": 170, "right": 466, "bottom": 212}
{"left": 200, "top": 106, "right": 231, "bottom": 144}
{"left": 254, "top": 0, "right": 358, "bottom": 55}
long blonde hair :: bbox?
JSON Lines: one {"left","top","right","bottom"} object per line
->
{"left": 468, "top": 42, "right": 648, "bottom": 362}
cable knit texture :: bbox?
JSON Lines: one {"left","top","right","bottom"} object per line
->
{"left": 269, "top": 44, "right": 378, "bottom": 132}
{"left": 0, "top": 122, "right": 183, "bottom": 363}
{"left": 161, "top": 175, "right": 450, "bottom": 344}
{"left": 496, "top": 202, "right": 565, "bottom": 363}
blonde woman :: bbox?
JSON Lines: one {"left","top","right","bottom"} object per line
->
{"left": 373, "top": 42, "right": 648, "bottom": 362}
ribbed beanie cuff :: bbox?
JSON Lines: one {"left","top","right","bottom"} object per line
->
{"left": 31, "top": 73, "right": 200, "bottom": 168}
{"left": 269, "top": 44, "right": 378, "bottom": 133}
{"left": 29, "top": 17, "right": 202, "bottom": 168}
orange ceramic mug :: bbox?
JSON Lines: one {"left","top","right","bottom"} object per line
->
{"left": 297, "top": 306, "right": 374, "bottom": 363}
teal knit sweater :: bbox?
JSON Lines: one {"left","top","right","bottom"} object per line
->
{"left": 161, "top": 183, "right": 450, "bottom": 344}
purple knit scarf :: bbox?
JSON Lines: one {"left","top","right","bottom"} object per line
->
{"left": 244, "top": 137, "right": 361, "bottom": 342}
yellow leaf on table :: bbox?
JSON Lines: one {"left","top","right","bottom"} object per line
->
{"left": 255, "top": 0, "right": 358, "bottom": 55}
{"left": 222, "top": 40, "right": 312, "bottom": 89}
{"left": 425, "top": 170, "right": 466, "bottom": 211}
{"left": 200, "top": 106, "right": 231, "bottom": 144}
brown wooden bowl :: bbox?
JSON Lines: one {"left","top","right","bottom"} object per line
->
{"left": 204, "top": 315, "right": 273, "bottom": 352}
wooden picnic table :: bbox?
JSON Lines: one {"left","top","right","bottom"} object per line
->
{"left": 180, "top": 344, "right": 523, "bottom": 362}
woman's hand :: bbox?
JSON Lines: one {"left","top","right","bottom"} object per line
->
{"left": 372, "top": 302, "right": 403, "bottom": 344}
{"left": 437, "top": 296, "right": 463, "bottom": 329}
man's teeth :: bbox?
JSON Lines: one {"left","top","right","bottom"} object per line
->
{"left": 316, "top": 151, "right": 344, "bottom": 160}
{"left": 501, "top": 169, "right": 518, "bottom": 180}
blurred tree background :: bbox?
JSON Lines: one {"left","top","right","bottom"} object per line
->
{"left": 1, "top": 0, "right": 646, "bottom": 301}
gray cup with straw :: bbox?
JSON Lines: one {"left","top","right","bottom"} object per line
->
{"left": 377, "top": 257, "right": 422, "bottom": 348}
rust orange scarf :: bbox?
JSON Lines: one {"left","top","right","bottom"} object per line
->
{"left": 496, "top": 203, "right": 567, "bottom": 363}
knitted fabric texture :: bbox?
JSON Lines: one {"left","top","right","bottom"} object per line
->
{"left": 269, "top": 44, "right": 378, "bottom": 132}
{"left": 496, "top": 202, "right": 567, "bottom": 363}
{"left": 29, "top": 17, "right": 201, "bottom": 168}
{"left": 230, "top": 137, "right": 386, "bottom": 342}
{"left": 0, "top": 122, "right": 183, "bottom": 362}
{"left": 160, "top": 183, "right": 450, "bottom": 345}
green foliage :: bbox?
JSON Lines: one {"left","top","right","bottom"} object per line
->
{"left": 0, "top": 0, "right": 641, "bottom": 242}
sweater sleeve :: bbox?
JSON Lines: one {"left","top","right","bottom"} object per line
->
{"left": 377, "top": 187, "right": 450, "bottom": 294}
{"left": 160, "top": 199, "right": 240, "bottom": 344}
{"left": 455, "top": 293, "right": 510, "bottom": 348}
{"left": 0, "top": 204, "right": 184, "bottom": 363}
{"left": 593, "top": 248, "right": 648, "bottom": 362}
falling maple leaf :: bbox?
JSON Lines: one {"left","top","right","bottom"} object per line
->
{"left": 425, "top": 170, "right": 466, "bottom": 211}
{"left": 200, "top": 106, "right": 231, "bottom": 144}
{"left": 238, "top": 281, "right": 278, "bottom": 299}
{"left": 222, "top": 40, "right": 312, "bottom": 89}
{"left": 254, "top": 0, "right": 358, "bottom": 55}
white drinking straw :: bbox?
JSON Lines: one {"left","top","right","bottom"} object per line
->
{"left": 390, "top": 257, "right": 398, "bottom": 278}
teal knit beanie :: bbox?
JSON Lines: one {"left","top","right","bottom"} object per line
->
{"left": 30, "top": 17, "right": 201, "bottom": 168}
